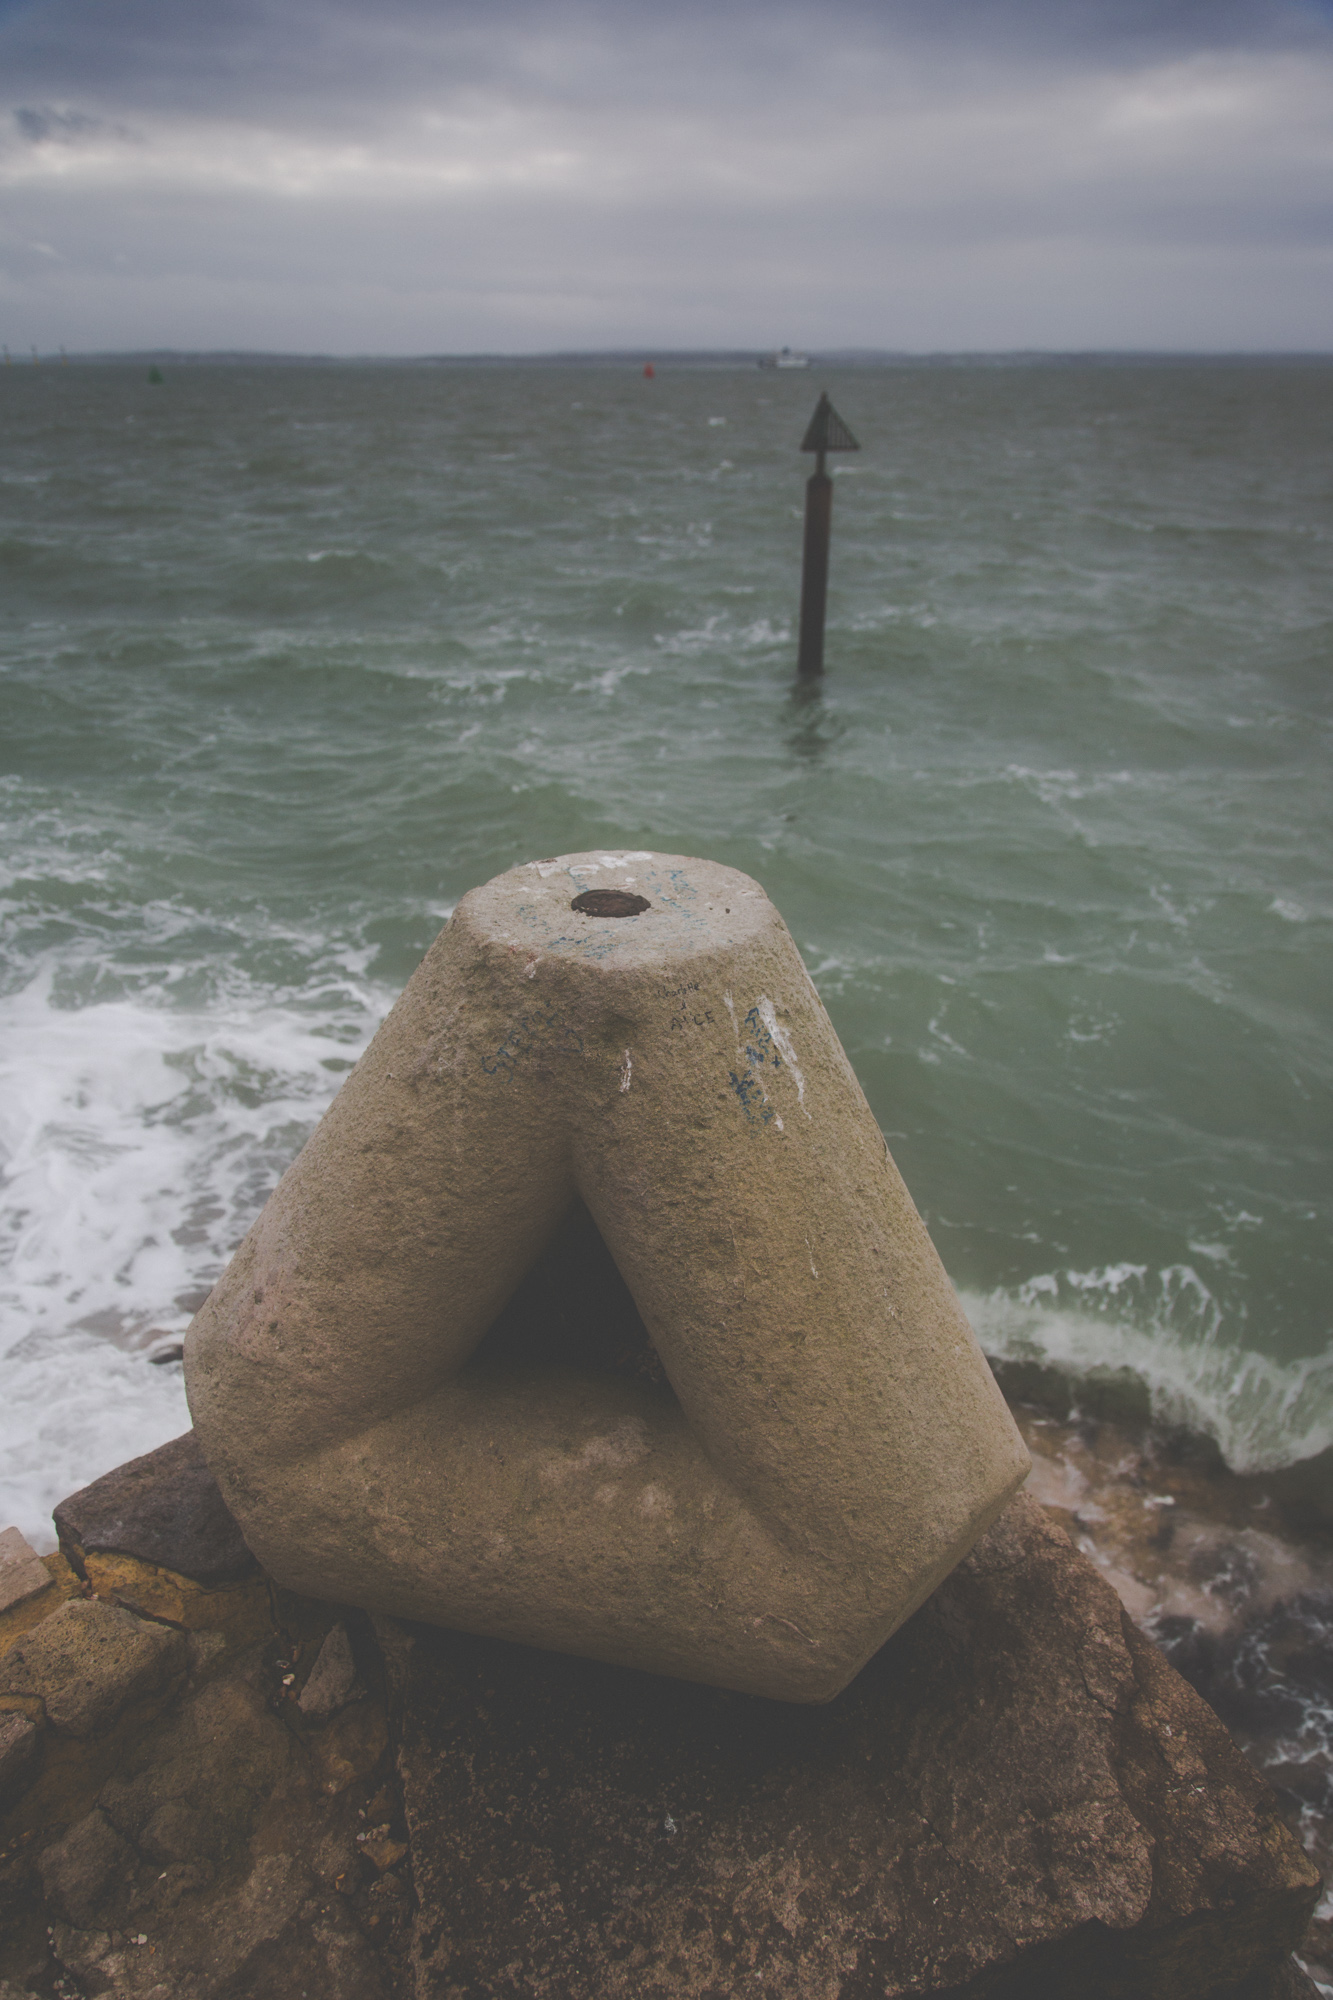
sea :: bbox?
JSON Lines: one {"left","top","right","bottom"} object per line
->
{"left": 2, "top": 353, "right": 1331, "bottom": 1975}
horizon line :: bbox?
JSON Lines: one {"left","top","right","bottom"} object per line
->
{"left": 6, "top": 345, "right": 1333, "bottom": 367}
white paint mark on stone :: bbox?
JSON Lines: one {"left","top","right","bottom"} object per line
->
{"left": 759, "top": 1612, "right": 819, "bottom": 1647}
{"left": 561, "top": 852, "right": 655, "bottom": 878}
{"left": 805, "top": 1236, "right": 819, "bottom": 1281}
{"left": 619, "top": 1050, "right": 633, "bottom": 1092}
{"left": 757, "top": 997, "right": 807, "bottom": 1112}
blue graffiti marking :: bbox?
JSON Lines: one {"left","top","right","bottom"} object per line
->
{"left": 743, "top": 1007, "right": 783, "bottom": 1071}
{"left": 483, "top": 1007, "right": 585, "bottom": 1079}
{"left": 728, "top": 1068, "right": 774, "bottom": 1125}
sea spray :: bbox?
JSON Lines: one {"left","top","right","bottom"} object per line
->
{"left": 967, "top": 1272, "right": 1333, "bottom": 1476}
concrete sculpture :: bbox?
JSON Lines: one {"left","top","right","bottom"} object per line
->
{"left": 186, "top": 852, "right": 1029, "bottom": 1702}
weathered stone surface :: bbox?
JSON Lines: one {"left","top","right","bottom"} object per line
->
{"left": 1248, "top": 1952, "right": 1320, "bottom": 2000}
{"left": 99, "top": 1673, "right": 295, "bottom": 1865}
{"left": 47, "top": 1848, "right": 393, "bottom": 2000}
{"left": 382, "top": 1495, "right": 1319, "bottom": 2000}
{"left": 0, "top": 1482, "right": 405, "bottom": 1999}
{"left": 80, "top": 1544, "right": 271, "bottom": 1652}
{"left": 0, "top": 1597, "right": 186, "bottom": 1737}
{"left": 39, "top": 1806, "right": 134, "bottom": 1925}
{"left": 0, "top": 1714, "right": 39, "bottom": 1806}
{"left": 1267, "top": 1962, "right": 1325, "bottom": 1997}
{"left": 3, "top": 1630, "right": 403, "bottom": 2000}
{"left": 300, "top": 1622, "right": 359, "bottom": 1719}
{"left": 188, "top": 851, "right": 1029, "bottom": 1702}
{"left": 0, "top": 1551, "right": 81, "bottom": 1660}
{"left": 54, "top": 1429, "right": 255, "bottom": 1586}
{"left": 0, "top": 1532, "right": 50, "bottom": 1618}
{"left": 310, "top": 1699, "right": 390, "bottom": 1797}
{"left": 4, "top": 1432, "right": 1319, "bottom": 2000}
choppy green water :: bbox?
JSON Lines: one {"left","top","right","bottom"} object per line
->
{"left": 1, "top": 355, "right": 1330, "bottom": 1538}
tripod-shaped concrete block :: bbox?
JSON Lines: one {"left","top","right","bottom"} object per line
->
{"left": 185, "top": 852, "right": 1029, "bottom": 1702}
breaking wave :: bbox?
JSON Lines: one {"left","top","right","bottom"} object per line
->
{"left": 966, "top": 1264, "right": 1333, "bottom": 1476}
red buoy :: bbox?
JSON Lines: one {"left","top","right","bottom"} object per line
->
{"left": 643, "top": 362, "right": 655, "bottom": 379}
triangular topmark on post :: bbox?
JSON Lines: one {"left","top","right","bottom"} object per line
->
{"left": 800, "top": 393, "right": 860, "bottom": 455}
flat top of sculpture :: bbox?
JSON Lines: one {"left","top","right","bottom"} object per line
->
{"left": 186, "top": 851, "right": 1029, "bottom": 1703}
{"left": 470, "top": 851, "right": 773, "bottom": 972}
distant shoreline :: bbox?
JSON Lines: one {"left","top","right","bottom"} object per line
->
{"left": 12, "top": 347, "right": 1333, "bottom": 369}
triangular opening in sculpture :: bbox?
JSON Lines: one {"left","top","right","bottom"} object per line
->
{"left": 468, "top": 1197, "right": 675, "bottom": 1403}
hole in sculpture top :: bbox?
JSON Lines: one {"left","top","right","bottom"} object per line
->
{"left": 571, "top": 889, "right": 650, "bottom": 918}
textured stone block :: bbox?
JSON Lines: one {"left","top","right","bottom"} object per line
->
{"left": 382, "top": 1495, "right": 1319, "bottom": 2000}
{"left": 38, "top": 1807, "right": 133, "bottom": 1926}
{"left": 0, "top": 1597, "right": 186, "bottom": 1737}
{"left": 0, "top": 1531, "right": 51, "bottom": 1617}
{"left": 99, "top": 1673, "right": 294, "bottom": 1866}
{"left": 187, "top": 852, "right": 1028, "bottom": 1702}
{"left": 0, "top": 1552, "right": 81, "bottom": 1661}
{"left": 299, "top": 1623, "right": 359, "bottom": 1719}
{"left": 54, "top": 1429, "right": 255, "bottom": 1586}
{"left": 0, "top": 1710, "right": 39, "bottom": 1806}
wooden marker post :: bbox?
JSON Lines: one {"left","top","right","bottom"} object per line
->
{"left": 796, "top": 392, "right": 860, "bottom": 679}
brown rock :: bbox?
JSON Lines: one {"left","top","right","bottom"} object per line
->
{"left": 0, "top": 1505, "right": 398, "bottom": 2000}
{"left": 45, "top": 1847, "right": 387, "bottom": 2000}
{"left": 99, "top": 1674, "right": 293, "bottom": 1866}
{"left": 310, "top": 1698, "right": 389, "bottom": 1797}
{"left": 38, "top": 1806, "right": 133, "bottom": 1926}
{"left": 0, "top": 1532, "right": 51, "bottom": 1618}
{"left": 1264, "top": 1962, "right": 1325, "bottom": 1997}
{"left": 0, "top": 1713, "right": 39, "bottom": 1806}
{"left": 53, "top": 1430, "right": 255, "bottom": 1586}
{"left": 359, "top": 1833, "right": 407, "bottom": 1873}
{"left": 0, "top": 1598, "right": 186, "bottom": 1737}
{"left": 0, "top": 1552, "right": 82, "bottom": 1660}
{"left": 299, "top": 1622, "right": 359, "bottom": 1719}
{"left": 383, "top": 1494, "right": 1320, "bottom": 1999}
{"left": 80, "top": 1547, "right": 270, "bottom": 1651}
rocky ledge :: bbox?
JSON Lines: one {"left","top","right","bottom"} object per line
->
{"left": 0, "top": 1433, "right": 1322, "bottom": 2000}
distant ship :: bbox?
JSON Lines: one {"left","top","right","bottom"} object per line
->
{"left": 759, "top": 347, "right": 811, "bottom": 370}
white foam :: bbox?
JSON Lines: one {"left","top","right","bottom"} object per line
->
{"left": 0, "top": 959, "right": 388, "bottom": 1549}
{"left": 0, "top": 1334, "right": 191, "bottom": 1553}
{"left": 966, "top": 1269, "right": 1333, "bottom": 1475}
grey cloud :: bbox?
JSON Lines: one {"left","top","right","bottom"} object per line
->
{"left": 13, "top": 104, "right": 141, "bottom": 143}
{"left": 3, "top": 0, "right": 1330, "bottom": 124}
{"left": 1, "top": 0, "right": 1330, "bottom": 353}
{"left": 15, "top": 105, "right": 98, "bottom": 140}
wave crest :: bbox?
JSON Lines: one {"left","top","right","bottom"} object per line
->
{"left": 966, "top": 1267, "right": 1333, "bottom": 1475}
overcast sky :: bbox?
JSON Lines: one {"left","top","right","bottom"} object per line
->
{"left": 2, "top": 0, "right": 1330, "bottom": 354}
